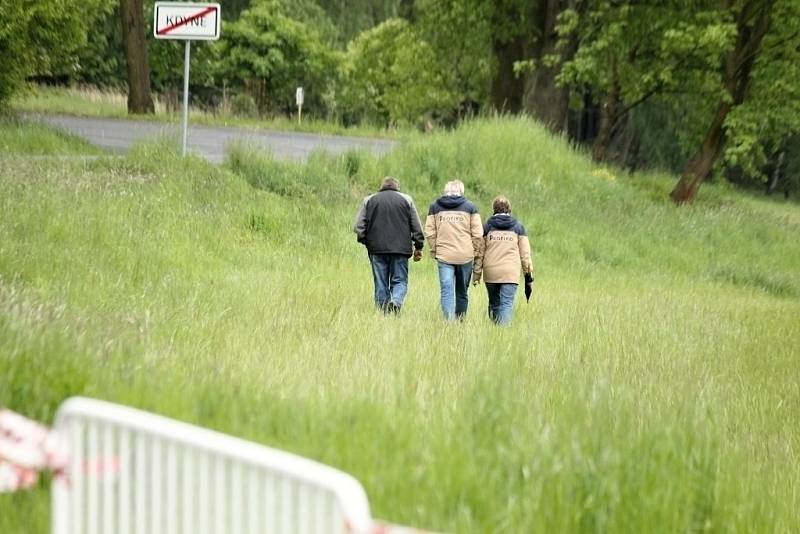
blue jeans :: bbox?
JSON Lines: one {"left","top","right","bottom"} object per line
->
{"left": 369, "top": 254, "right": 409, "bottom": 311}
{"left": 486, "top": 283, "right": 517, "bottom": 325}
{"left": 437, "top": 261, "right": 473, "bottom": 320}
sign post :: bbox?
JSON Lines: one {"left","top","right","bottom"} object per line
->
{"left": 296, "top": 87, "right": 304, "bottom": 125}
{"left": 182, "top": 41, "right": 191, "bottom": 156}
{"left": 154, "top": 2, "right": 221, "bottom": 156}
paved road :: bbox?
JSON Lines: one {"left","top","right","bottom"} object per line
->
{"left": 33, "top": 115, "right": 396, "bottom": 163}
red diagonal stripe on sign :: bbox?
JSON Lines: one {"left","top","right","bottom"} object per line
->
{"left": 157, "top": 6, "right": 216, "bottom": 35}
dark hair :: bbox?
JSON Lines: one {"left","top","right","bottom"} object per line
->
{"left": 492, "top": 196, "right": 511, "bottom": 214}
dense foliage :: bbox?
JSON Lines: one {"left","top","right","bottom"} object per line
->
{"left": 0, "top": 0, "right": 88, "bottom": 103}
{"left": 2, "top": 0, "right": 798, "bottom": 200}
{"left": 340, "top": 19, "right": 452, "bottom": 125}
{"left": 215, "top": 0, "right": 338, "bottom": 116}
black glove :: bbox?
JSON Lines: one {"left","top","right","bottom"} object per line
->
{"left": 524, "top": 273, "right": 534, "bottom": 302}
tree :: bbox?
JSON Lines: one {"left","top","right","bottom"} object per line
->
{"left": 557, "top": 2, "right": 733, "bottom": 162}
{"left": 485, "top": 0, "right": 533, "bottom": 114}
{"left": 778, "top": 136, "right": 800, "bottom": 198}
{"left": 718, "top": 0, "right": 800, "bottom": 188}
{"left": 0, "top": 0, "right": 88, "bottom": 109}
{"left": 215, "top": 0, "right": 338, "bottom": 116}
{"left": 120, "top": 0, "right": 155, "bottom": 114}
{"left": 75, "top": 0, "right": 127, "bottom": 88}
{"left": 340, "top": 18, "right": 453, "bottom": 126}
{"left": 315, "top": 0, "right": 404, "bottom": 44}
{"left": 670, "top": 0, "right": 800, "bottom": 203}
{"left": 416, "top": 0, "right": 492, "bottom": 122}
{"left": 522, "top": 0, "right": 582, "bottom": 133}
{"left": 0, "top": 2, "right": 29, "bottom": 109}
{"left": 434, "top": 0, "right": 579, "bottom": 131}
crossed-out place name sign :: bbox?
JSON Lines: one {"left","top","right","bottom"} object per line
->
{"left": 153, "top": 2, "right": 220, "bottom": 40}
{"left": 153, "top": 2, "right": 221, "bottom": 156}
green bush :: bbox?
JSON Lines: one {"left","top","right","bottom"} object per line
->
{"left": 340, "top": 19, "right": 455, "bottom": 127}
{"left": 230, "top": 93, "right": 258, "bottom": 118}
{"left": 214, "top": 0, "right": 340, "bottom": 116}
{"left": 0, "top": 0, "right": 87, "bottom": 109}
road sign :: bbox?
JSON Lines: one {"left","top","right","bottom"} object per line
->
{"left": 153, "top": 2, "right": 222, "bottom": 156}
{"left": 153, "top": 2, "right": 220, "bottom": 41}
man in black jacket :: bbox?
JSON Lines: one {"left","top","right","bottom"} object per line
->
{"left": 354, "top": 176, "right": 425, "bottom": 313}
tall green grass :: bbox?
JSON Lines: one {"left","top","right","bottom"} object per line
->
{"left": 0, "top": 119, "right": 102, "bottom": 155}
{"left": 0, "top": 118, "right": 798, "bottom": 532}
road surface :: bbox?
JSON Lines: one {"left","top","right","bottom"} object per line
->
{"left": 32, "top": 115, "right": 396, "bottom": 163}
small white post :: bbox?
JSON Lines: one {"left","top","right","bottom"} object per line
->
{"left": 181, "top": 40, "right": 191, "bottom": 156}
{"left": 296, "top": 87, "right": 304, "bottom": 125}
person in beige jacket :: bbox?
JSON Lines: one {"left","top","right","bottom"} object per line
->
{"left": 425, "top": 180, "right": 483, "bottom": 320}
{"left": 473, "top": 196, "right": 533, "bottom": 325}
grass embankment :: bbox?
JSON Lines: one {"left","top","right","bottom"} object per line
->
{"left": 1, "top": 117, "right": 798, "bottom": 533}
{"left": 12, "top": 85, "right": 404, "bottom": 139}
{"left": 0, "top": 119, "right": 102, "bottom": 155}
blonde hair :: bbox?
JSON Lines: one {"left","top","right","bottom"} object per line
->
{"left": 492, "top": 196, "right": 511, "bottom": 214}
{"left": 443, "top": 179, "right": 464, "bottom": 196}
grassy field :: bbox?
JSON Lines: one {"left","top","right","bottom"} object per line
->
{"left": 12, "top": 85, "right": 405, "bottom": 139}
{"left": 0, "top": 117, "right": 798, "bottom": 533}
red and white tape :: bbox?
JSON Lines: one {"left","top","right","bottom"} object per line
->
{"left": 0, "top": 409, "right": 65, "bottom": 492}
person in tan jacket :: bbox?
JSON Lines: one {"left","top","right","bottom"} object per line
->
{"left": 425, "top": 180, "right": 483, "bottom": 320}
{"left": 473, "top": 196, "right": 533, "bottom": 325}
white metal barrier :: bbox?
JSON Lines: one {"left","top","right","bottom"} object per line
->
{"left": 51, "top": 397, "right": 374, "bottom": 534}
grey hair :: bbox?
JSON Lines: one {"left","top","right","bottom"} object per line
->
{"left": 381, "top": 176, "right": 400, "bottom": 190}
{"left": 443, "top": 179, "right": 464, "bottom": 197}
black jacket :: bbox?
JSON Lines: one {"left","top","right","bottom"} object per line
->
{"left": 354, "top": 185, "right": 424, "bottom": 256}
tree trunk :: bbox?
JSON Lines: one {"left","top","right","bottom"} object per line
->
{"left": 523, "top": 0, "right": 577, "bottom": 133}
{"left": 591, "top": 57, "right": 619, "bottom": 162}
{"left": 620, "top": 111, "right": 636, "bottom": 168}
{"left": 766, "top": 150, "right": 785, "bottom": 195}
{"left": 398, "top": 0, "right": 415, "bottom": 22}
{"left": 120, "top": 0, "right": 154, "bottom": 114}
{"left": 489, "top": 36, "right": 525, "bottom": 114}
{"left": 575, "top": 90, "right": 598, "bottom": 142}
{"left": 670, "top": 101, "right": 731, "bottom": 203}
{"left": 670, "top": 0, "right": 773, "bottom": 204}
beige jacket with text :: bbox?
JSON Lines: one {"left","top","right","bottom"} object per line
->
{"left": 474, "top": 214, "right": 533, "bottom": 283}
{"left": 424, "top": 195, "right": 483, "bottom": 265}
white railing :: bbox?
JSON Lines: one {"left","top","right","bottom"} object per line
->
{"left": 51, "top": 397, "right": 374, "bottom": 534}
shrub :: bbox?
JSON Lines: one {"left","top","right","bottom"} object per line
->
{"left": 214, "top": 0, "right": 340, "bottom": 116}
{"left": 0, "top": 0, "right": 86, "bottom": 109}
{"left": 230, "top": 93, "right": 258, "bottom": 118}
{"left": 340, "top": 19, "right": 455, "bottom": 127}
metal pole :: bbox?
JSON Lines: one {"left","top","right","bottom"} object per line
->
{"left": 181, "top": 40, "right": 191, "bottom": 156}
